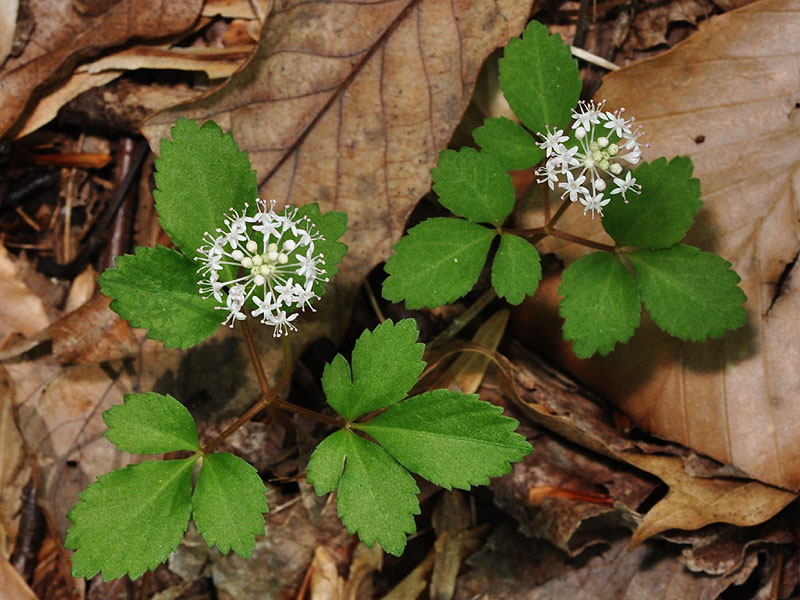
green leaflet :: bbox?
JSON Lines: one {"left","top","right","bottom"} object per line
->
{"left": 432, "top": 148, "right": 516, "bottom": 225}
{"left": 192, "top": 453, "right": 268, "bottom": 556}
{"left": 603, "top": 157, "right": 702, "bottom": 248}
{"left": 491, "top": 233, "right": 542, "bottom": 305}
{"left": 559, "top": 252, "right": 642, "bottom": 358}
{"left": 103, "top": 393, "right": 199, "bottom": 454}
{"left": 472, "top": 117, "right": 544, "bottom": 171}
{"left": 99, "top": 245, "right": 221, "bottom": 349}
{"left": 357, "top": 389, "right": 532, "bottom": 489}
{"left": 382, "top": 218, "right": 496, "bottom": 309}
{"left": 498, "top": 20, "right": 581, "bottom": 135}
{"left": 153, "top": 118, "right": 257, "bottom": 260}
{"left": 628, "top": 244, "right": 747, "bottom": 341}
{"left": 65, "top": 458, "right": 197, "bottom": 581}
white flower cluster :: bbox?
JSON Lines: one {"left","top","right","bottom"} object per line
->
{"left": 196, "top": 198, "right": 327, "bottom": 337}
{"left": 535, "top": 100, "right": 645, "bottom": 218}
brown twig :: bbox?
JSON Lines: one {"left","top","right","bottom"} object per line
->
{"left": 242, "top": 319, "right": 272, "bottom": 397}
{"left": 550, "top": 228, "right": 616, "bottom": 252}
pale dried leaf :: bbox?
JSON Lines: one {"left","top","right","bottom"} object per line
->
{"left": 0, "top": 557, "right": 38, "bottom": 600}
{"left": 380, "top": 549, "right": 434, "bottom": 600}
{"left": 441, "top": 309, "right": 509, "bottom": 394}
{"left": 0, "top": 0, "right": 18, "bottom": 67}
{"left": 0, "top": 246, "right": 49, "bottom": 346}
{"left": 63, "top": 265, "right": 96, "bottom": 314}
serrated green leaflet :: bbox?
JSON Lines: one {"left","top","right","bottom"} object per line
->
{"left": 432, "top": 148, "right": 516, "bottom": 225}
{"left": 322, "top": 319, "right": 425, "bottom": 421}
{"left": 603, "top": 157, "right": 702, "bottom": 248}
{"left": 192, "top": 453, "right": 268, "bottom": 557}
{"left": 103, "top": 393, "right": 199, "bottom": 454}
{"left": 295, "top": 202, "right": 348, "bottom": 297}
{"left": 628, "top": 245, "right": 747, "bottom": 341}
{"left": 559, "top": 252, "right": 641, "bottom": 358}
{"left": 65, "top": 457, "right": 197, "bottom": 581}
{"left": 491, "top": 233, "right": 541, "bottom": 305}
{"left": 382, "top": 218, "right": 496, "bottom": 309}
{"left": 498, "top": 21, "right": 581, "bottom": 135}
{"left": 472, "top": 117, "right": 544, "bottom": 172}
{"left": 357, "top": 390, "right": 532, "bottom": 490}
{"left": 99, "top": 245, "right": 220, "bottom": 349}
{"left": 154, "top": 118, "right": 257, "bottom": 260}
{"left": 307, "top": 430, "right": 419, "bottom": 556}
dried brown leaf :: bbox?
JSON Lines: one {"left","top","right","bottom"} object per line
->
{"left": 0, "top": 556, "right": 38, "bottom": 600}
{"left": 0, "top": 246, "right": 49, "bottom": 347}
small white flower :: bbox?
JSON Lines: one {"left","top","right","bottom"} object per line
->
{"left": 537, "top": 127, "right": 569, "bottom": 158}
{"left": 558, "top": 171, "right": 587, "bottom": 203}
{"left": 580, "top": 192, "right": 611, "bottom": 218}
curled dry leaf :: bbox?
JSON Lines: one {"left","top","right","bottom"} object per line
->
{"left": 0, "top": 0, "right": 203, "bottom": 138}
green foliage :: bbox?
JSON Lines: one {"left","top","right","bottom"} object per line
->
{"left": 603, "top": 157, "right": 702, "bottom": 248}
{"left": 382, "top": 218, "right": 496, "bottom": 309}
{"left": 357, "top": 390, "right": 532, "bottom": 489}
{"left": 432, "top": 148, "right": 516, "bottom": 225}
{"left": 154, "top": 118, "right": 257, "bottom": 259}
{"left": 66, "top": 458, "right": 197, "bottom": 581}
{"left": 472, "top": 117, "right": 544, "bottom": 171}
{"left": 628, "top": 244, "right": 747, "bottom": 341}
{"left": 295, "top": 202, "right": 348, "bottom": 296}
{"left": 322, "top": 319, "right": 424, "bottom": 421}
{"left": 498, "top": 20, "right": 581, "bottom": 135}
{"left": 559, "top": 252, "right": 641, "bottom": 358}
{"left": 104, "top": 393, "right": 199, "bottom": 454}
{"left": 491, "top": 233, "right": 542, "bottom": 305}
{"left": 99, "top": 245, "right": 221, "bottom": 349}
{"left": 192, "top": 453, "right": 268, "bottom": 556}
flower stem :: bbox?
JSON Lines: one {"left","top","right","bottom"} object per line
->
{"left": 545, "top": 197, "right": 573, "bottom": 231}
{"left": 549, "top": 228, "right": 616, "bottom": 252}
{"left": 543, "top": 185, "right": 551, "bottom": 224}
{"left": 242, "top": 319, "right": 272, "bottom": 397}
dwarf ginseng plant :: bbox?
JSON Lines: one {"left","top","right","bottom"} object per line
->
{"left": 65, "top": 118, "right": 531, "bottom": 581}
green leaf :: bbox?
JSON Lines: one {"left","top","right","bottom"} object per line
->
{"left": 154, "top": 118, "right": 257, "bottom": 259}
{"left": 306, "top": 430, "right": 419, "bottom": 556}
{"left": 432, "top": 148, "right": 516, "bottom": 225}
{"left": 192, "top": 453, "right": 268, "bottom": 557}
{"left": 103, "top": 393, "right": 199, "bottom": 454}
{"left": 558, "top": 252, "right": 641, "bottom": 358}
{"left": 357, "top": 390, "right": 532, "bottom": 489}
{"left": 602, "top": 157, "right": 702, "bottom": 248}
{"left": 295, "top": 202, "right": 348, "bottom": 297}
{"left": 65, "top": 458, "right": 197, "bottom": 581}
{"left": 491, "top": 233, "right": 542, "bottom": 305}
{"left": 472, "top": 117, "right": 544, "bottom": 171}
{"left": 498, "top": 20, "right": 581, "bottom": 134}
{"left": 99, "top": 245, "right": 221, "bottom": 349}
{"left": 628, "top": 245, "right": 747, "bottom": 341}
{"left": 382, "top": 218, "right": 496, "bottom": 309}
{"left": 322, "top": 319, "right": 425, "bottom": 421}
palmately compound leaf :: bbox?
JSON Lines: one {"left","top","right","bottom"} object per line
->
{"left": 295, "top": 202, "right": 348, "bottom": 297}
{"left": 498, "top": 20, "right": 581, "bottom": 135}
{"left": 65, "top": 457, "right": 197, "bottom": 581}
{"left": 192, "top": 453, "right": 268, "bottom": 557}
{"left": 103, "top": 393, "right": 199, "bottom": 455}
{"left": 154, "top": 118, "right": 257, "bottom": 259}
{"left": 382, "top": 218, "right": 496, "bottom": 309}
{"left": 491, "top": 233, "right": 542, "bottom": 305}
{"left": 559, "top": 252, "right": 641, "bottom": 358}
{"left": 628, "top": 244, "right": 747, "bottom": 341}
{"left": 603, "top": 157, "right": 702, "bottom": 249}
{"left": 472, "top": 117, "right": 544, "bottom": 172}
{"left": 431, "top": 148, "right": 516, "bottom": 225}
{"left": 357, "top": 390, "right": 532, "bottom": 489}
{"left": 99, "top": 245, "right": 221, "bottom": 349}
{"left": 306, "top": 429, "right": 419, "bottom": 556}
{"left": 322, "top": 319, "right": 425, "bottom": 421}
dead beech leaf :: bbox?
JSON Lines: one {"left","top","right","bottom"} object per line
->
{"left": 0, "top": 0, "right": 203, "bottom": 138}
{"left": 515, "top": 0, "right": 800, "bottom": 491}
{"left": 0, "top": 246, "right": 49, "bottom": 346}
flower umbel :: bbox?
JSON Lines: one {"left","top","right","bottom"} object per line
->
{"left": 535, "top": 100, "right": 645, "bottom": 218}
{"left": 196, "top": 199, "right": 327, "bottom": 336}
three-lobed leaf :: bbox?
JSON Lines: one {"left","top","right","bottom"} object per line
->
{"left": 491, "top": 233, "right": 542, "bottom": 305}
{"left": 66, "top": 458, "right": 197, "bottom": 581}
{"left": 603, "top": 157, "right": 702, "bottom": 248}
{"left": 154, "top": 118, "right": 257, "bottom": 259}
{"left": 472, "top": 117, "right": 544, "bottom": 172}
{"left": 99, "top": 245, "right": 221, "bottom": 349}
{"left": 103, "top": 393, "right": 199, "bottom": 454}
{"left": 431, "top": 148, "right": 516, "bottom": 225}
{"left": 382, "top": 218, "right": 496, "bottom": 309}
{"left": 192, "top": 452, "right": 268, "bottom": 557}
{"left": 357, "top": 389, "right": 532, "bottom": 489}
{"left": 559, "top": 252, "right": 642, "bottom": 358}
{"left": 628, "top": 244, "right": 747, "bottom": 341}
{"left": 498, "top": 20, "right": 581, "bottom": 135}
{"left": 307, "top": 429, "right": 420, "bottom": 556}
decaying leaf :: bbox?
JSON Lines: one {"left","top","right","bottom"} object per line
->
{"left": 0, "top": 246, "right": 49, "bottom": 346}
